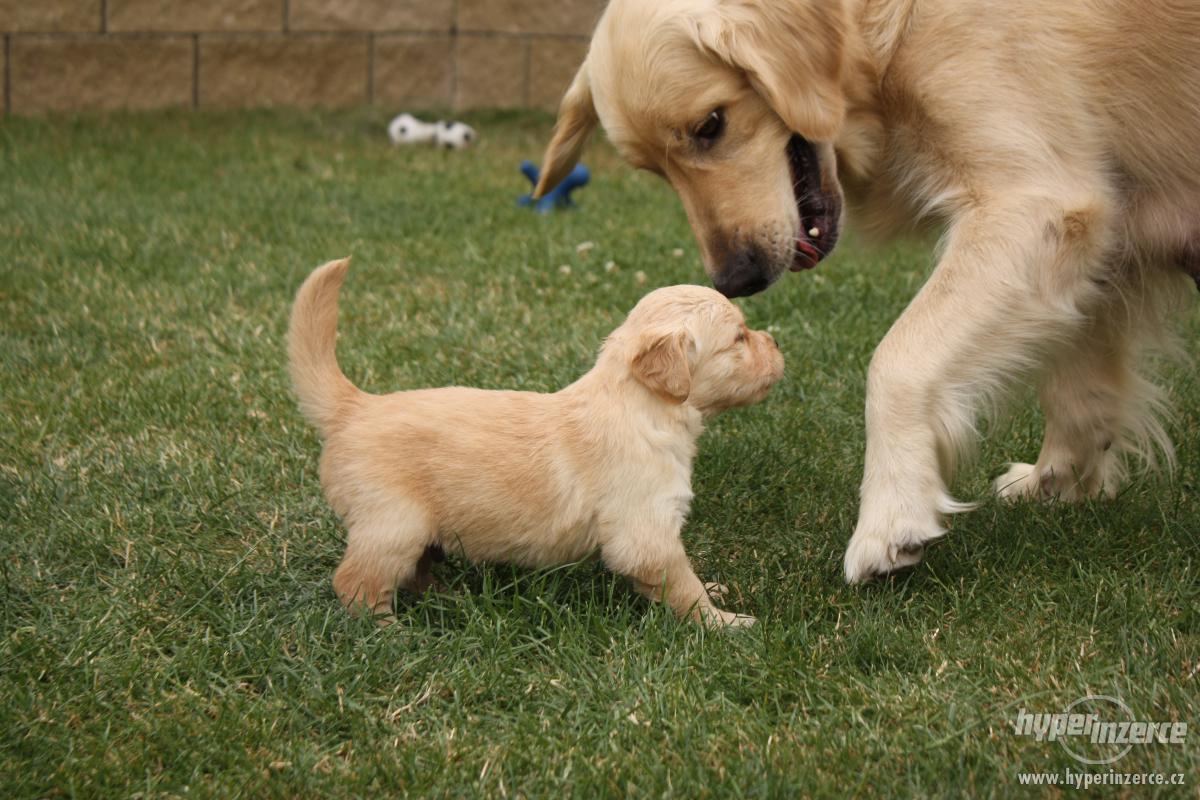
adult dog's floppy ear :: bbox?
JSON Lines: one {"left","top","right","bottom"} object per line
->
{"left": 534, "top": 63, "right": 598, "bottom": 199}
{"left": 631, "top": 330, "right": 692, "bottom": 404}
{"left": 690, "top": 1, "right": 847, "bottom": 142}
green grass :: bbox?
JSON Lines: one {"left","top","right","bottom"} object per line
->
{"left": 1, "top": 109, "right": 1197, "bottom": 798}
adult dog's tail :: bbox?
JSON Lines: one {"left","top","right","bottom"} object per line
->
{"left": 288, "top": 258, "right": 362, "bottom": 435}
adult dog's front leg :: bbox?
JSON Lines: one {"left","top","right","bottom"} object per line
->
{"left": 844, "top": 192, "right": 1114, "bottom": 582}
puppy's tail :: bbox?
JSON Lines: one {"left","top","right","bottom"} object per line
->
{"left": 288, "top": 258, "right": 363, "bottom": 435}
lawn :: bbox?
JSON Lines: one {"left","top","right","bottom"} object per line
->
{"left": 1, "top": 109, "right": 1197, "bottom": 797}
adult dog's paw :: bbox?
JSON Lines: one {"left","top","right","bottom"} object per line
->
{"left": 843, "top": 508, "right": 952, "bottom": 583}
{"left": 844, "top": 489, "right": 970, "bottom": 583}
{"left": 993, "top": 461, "right": 1118, "bottom": 503}
{"left": 993, "top": 462, "right": 1040, "bottom": 501}
{"left": 843, "top": 534, "right": 926, "bottom": 583}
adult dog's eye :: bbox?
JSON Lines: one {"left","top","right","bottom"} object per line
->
{"left": 694, "top": 109, "right": 725, "bottom": 145}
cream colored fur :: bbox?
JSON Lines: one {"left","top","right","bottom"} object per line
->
{"left": 288, "top": 259, "right": 784, "bottom": 626}
{"left": 537, "top": 0, "right": 1199, "bottom": 582}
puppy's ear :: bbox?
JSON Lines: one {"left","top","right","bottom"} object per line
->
{"left": 690, "top": 1, "right": 847, "bottom": 142}
{"left": 534, "top": 63, "right": 598, "bottom": 199}
{"left": 631, "top": 330, "right": 692, "bottom": 404}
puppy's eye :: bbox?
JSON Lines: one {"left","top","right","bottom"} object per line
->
{"left": 735, "top": 330, "right": 747, "bottom": 344}
{"left": 693, "top": 108, "right": 725, "bottom": 145}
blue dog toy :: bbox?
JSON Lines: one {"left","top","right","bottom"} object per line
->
{"left": 518, "top": 160, "right": 590, "bottom": 213}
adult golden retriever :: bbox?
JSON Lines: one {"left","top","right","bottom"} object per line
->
{"left": 535, "top": 0, "right": 1200, "bottom": 582}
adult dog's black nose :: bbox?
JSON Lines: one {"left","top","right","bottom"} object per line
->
{"left": 713, "top": 246, "right": 771, "bottom": 298}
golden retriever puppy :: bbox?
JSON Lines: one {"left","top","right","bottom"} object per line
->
{"left": 288, "top": 259, "right": 783, "bottom": 627}
{"left": 536, "top": 0, "right": 1200, "bottom": 582}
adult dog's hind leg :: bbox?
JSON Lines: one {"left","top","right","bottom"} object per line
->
{"left": 844, "top": 190, "right": 1115, "bottom": 583}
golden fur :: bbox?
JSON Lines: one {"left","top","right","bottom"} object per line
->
{"left": 288, "top": 259, "right": 784, "bottom": 626}
{"left": 537, "top": 0, "right": 1200, "bottom": 582}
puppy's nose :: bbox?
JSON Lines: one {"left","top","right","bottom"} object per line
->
{"left": 713, "top": 246, "right": 771, "bottom": 298}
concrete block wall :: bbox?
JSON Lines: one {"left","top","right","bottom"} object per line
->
{"left": 0, "top": 0, "right": 603, "bottom": 115}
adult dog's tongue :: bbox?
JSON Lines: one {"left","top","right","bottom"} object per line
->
{"left": 793, "top": 239, "right": 821, "bottom": 271}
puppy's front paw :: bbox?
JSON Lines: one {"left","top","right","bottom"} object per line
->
{"left": 703, "top": 582, "right": 730, "bottom": 601}
{"left": 700, "top": 606, "right": 756, "bottom": 629}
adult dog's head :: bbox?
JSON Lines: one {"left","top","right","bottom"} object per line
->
{"left": 536, "top": 0, "right": 850, "bottom": 298}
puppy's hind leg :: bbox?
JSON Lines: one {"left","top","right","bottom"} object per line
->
{"left": 333, "top": 503, "right": 435, "bottom": 626}
{"left": 409, "top": 545, "right": 446, "bottom": 595}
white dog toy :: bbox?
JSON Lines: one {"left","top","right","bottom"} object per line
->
{"left": 387, "top": 113, "right": 436, "bottom": 144}
{"left": 434, "top": 120, "right": 475, "bottom": 150}
{"left": 387, "top": 114, "right": 475, "bottom": 150}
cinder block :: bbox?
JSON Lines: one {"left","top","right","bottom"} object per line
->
{"left": 10, "top": 35, "right": 192, "bottom": 113}
{"left": 290, "top": 0, "right": 453, "bottom": 32}
{"left": 108, "top": 0, "right": 281, "bottom": 33}
{"left": 199, "top": 34, "right": 368, "bottom": 108}
{"left": 458, "top": 0, "right": 603, "bottom": 37}
{"left": 0, "top": 1, "right": 99, "bottom": 33}
{"left": 528, "top": 39, "right": 586, "bottom": 110}
{"left": 455, "top": 35, "right": 526, "bottom": 110}
{"left": 374, "top": 35, "right": 452, "bottom": 109}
